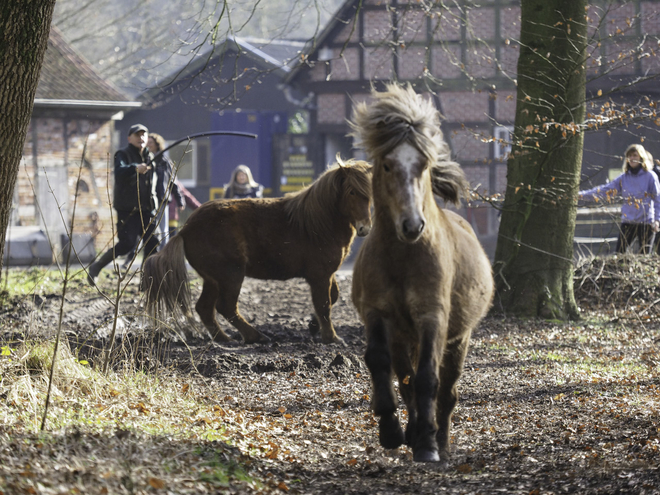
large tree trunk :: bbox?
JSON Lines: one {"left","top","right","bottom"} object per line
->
{"left": 0, "top": 1, "right": 56, "bottom": 274}
{"left": 493, "top": 0, "right": 587, "bottom": 320}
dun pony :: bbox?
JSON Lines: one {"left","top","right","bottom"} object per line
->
{"left": 143, "top": 158, "right": 372, "bottom": 345}
{"left": 349, "top": 84, "right": 494, "bottom": 462}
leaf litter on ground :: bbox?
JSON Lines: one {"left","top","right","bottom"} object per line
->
{"left": 0, "top": 258, "right": 659, "bottom": 494}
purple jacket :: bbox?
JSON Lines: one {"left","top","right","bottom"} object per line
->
{"left": 580, "top": 169, "right": 660, "bottom": 224}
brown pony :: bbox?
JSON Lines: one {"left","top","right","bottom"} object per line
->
{"left": 349, "top": 84, "right": 493, "bottom": 462}
{"left": 143, "top": 159, "right": 372, "bottom": 345}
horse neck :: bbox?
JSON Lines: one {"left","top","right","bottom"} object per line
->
{"left": 286, "top": 190, "right": 355, "bottom": 246}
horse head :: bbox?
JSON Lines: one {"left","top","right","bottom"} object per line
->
{"left": 376, "top": 141, "right": 431, "bottom": 242}
{"left": 337, "top": 157, "right": 373, "bottom": 237}
{"left": 349, "top": 83, "right": 468, "bottom": 243}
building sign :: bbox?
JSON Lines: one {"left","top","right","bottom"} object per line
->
{"left": 281, "top": 155, "right": 314, "bottom": 192}
{"left": 275, "top": 134, "right": 315, "bottom": 194}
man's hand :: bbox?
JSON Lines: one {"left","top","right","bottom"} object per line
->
{"left": 136, "top": 163, "right": 151, "bottom": 174}
{"left": 654, "top": 220, "right": 660, "bottom": 233}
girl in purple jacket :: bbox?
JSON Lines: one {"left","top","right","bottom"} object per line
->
{"left": 579, "top": 144, "right": 660, "bottom": 254}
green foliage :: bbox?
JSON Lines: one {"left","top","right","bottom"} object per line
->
{"left": 1, "top": 266, "right": 93, "bottom": 298}
{"left": 2, "top": 267, "right": 59, "bottom": 295}
{"left": 288, "top": 110, "right": 309, "bottom": 134}
{"left": 197, "top": 446, "right": 257, "bottom": 487}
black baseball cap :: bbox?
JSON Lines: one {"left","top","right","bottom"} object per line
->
{"left": 128, "top": 124, "right": 148, "bottom": 136}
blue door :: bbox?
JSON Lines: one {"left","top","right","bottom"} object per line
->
{"left": 210, "top": 111, "right": 288, "bottom": 196}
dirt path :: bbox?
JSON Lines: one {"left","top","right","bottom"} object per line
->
{"left": 2, "top": 268, "right": 660, "bottom": 494}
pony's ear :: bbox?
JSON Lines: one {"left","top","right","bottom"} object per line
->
{"left": 335, "top": 152, "right": 346, "bottom": 168}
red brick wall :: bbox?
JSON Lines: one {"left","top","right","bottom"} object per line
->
{"left": 335, "top": 17, "right": 360, "bottom": 43}
{"left": 604, "top": 40, "right": 639, "bottom": 75}
{"left": 467, "top": 7, "right": 495, "bottom": 41}
{"left": 439, "top": 91, "right": 490, "bottom": 123}
{"left": 364, "top": 10, "right": 393, "bottom": 43}
{"left": 397, "top": 46, "right": 426, "bottom": 79}
{"left": 500, "top": 6, "right": 521, "bottom": 41}
{"left": 398, "top": 8, "right": 427, "bottom": 43}
{"left": 431, "top": 44, "right": 462, "bottom": 79}
{"left": 604, "top": 2, "right": 637, "bottom": 37}
{"left": 309, "top": 62, "right": 327, "bottom": 82}
{"left": 641, "top": 39, "right": 660, "bottom": 74}
{"left": 642, "top": 1, "right": 660, "bottom": 35}
{"left": 311, "top": 0, "right": 660, "bottom": 204}
{"left": 432, "top": 7, "right": 462, "bottom": 41}
{"left": 330, "top": 47, "right": 360, "bottom": 80}
{"left": 495, "top": 91, "right": 516, "bottom": 123}
{"left": 18, "top": 117, "right": 116, "bottom": 253}
{"left": 587, "top": 4, "right": 604, "bottom": 38}
{"left": 499, "top": 43, "right": 519, "bottom": 78}
{"left": 317, "top": 94, "right": 346, "bottom": 124}
{"left": 465, "top": 45, "right": 497, "bottom": 78}
{"left": 587, "top": 44, "right": 603, "bottom": 77}
{"left": 449, "top": 128, "right": 490, "bottom": 161}
{"left": 364, "top": 46, "right": 394, "bottom": 80}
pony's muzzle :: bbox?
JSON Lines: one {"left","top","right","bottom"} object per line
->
{"left": 356, "top": 221, "right": 372, "bottom": 237}
{"left": 401, "top": 217, "right": 425, "bottom": 241}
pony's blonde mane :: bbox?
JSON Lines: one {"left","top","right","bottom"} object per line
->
{"left": 349, "top": 83, "right": 468, "bottom": 204}
{"left": 284, "top": 159, "right": 372, "bottom": 239}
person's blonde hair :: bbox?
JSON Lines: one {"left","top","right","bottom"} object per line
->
{"left": 623, "top": 144, "right": 652, "bottom": 172}
{"left": 229, "top": 164, "right": 259, "bottom": 188}
{"left": 149, "top": 132, "right": 167, "bottom": 153}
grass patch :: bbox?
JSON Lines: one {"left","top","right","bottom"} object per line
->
{"left": 0, "top": 339, "right": 263, "bottom": 493}
{"left": 1, "top": 267, "right": 70, "bottom": 296}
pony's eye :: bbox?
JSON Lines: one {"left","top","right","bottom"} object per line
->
{"left": 383, "top": 163, "right": 391, "bottom": 172}
{"left": 349, "top": 190, "right": 355, "bottom": 195}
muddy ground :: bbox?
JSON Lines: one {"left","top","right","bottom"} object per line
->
{"left": 2, "top": 256, "right": 660, "bottom": 494}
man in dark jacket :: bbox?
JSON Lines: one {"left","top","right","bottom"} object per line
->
{"left": 87, "top": 124, "right": 160, "bottom": 285}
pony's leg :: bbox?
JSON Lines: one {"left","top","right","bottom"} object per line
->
{"left": 308, "top": 275, "right": 339, "bottom": 337}
{"left": 195, "top": 280, "right": 231, "bottom": 342}
{"left": 391, "top": 344, "right": 417, "bottom": 447}
{"left": 364, "top": 312, "right": 405, "bottom": 450}
{"left": 308, "top": 278, "right": 343, "bottom": 345}
{"left": 330, "top": 274, "right": 339, "bottom": 305}
{"left": 435, "top": 334, "right": 470, "bottom": 460}
{"left": 412, "top": 318, "right": 444, "bottom": 463}
{"left": 214, "top": 275, "right": 270, "bottom": 344}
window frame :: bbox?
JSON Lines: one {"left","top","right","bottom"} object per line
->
{"left": 167, "top": 140, "right": 198, "bottom": 187}
{"left": 493, "top": 125, "right": 513, "bottom": 160}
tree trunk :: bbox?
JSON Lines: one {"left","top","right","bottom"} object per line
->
{"left": 493, "top": 0, "right": 587, "bottom": 320}
{"left": 0, "top": 1, "right": 56, "bottom": 274}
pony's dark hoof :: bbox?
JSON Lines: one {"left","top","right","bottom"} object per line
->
{"left": 379, "top": 415, "right": 405, "bottom": 450}
{"left": 413, "top": 448, "right": 440, "bottom": 463}
{"left": 308, "top": 315, "right": 320, "bottom": 336}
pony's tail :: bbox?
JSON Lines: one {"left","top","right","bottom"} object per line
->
{"left": 142, "top": 235, "right": 192, "bottom": 320}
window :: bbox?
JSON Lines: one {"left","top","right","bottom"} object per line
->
{"left": 493, "top": 125, "right": 513, "bottom": 160}
{"left": 167, "top": 141, "right": 197, "bottom": 187}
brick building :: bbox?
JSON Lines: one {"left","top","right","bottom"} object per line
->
{"left": 16, "top": 27, "right": 138, "bottom": 262}
{"left": 285, "top": 0, "right": 660, "bottom": 257}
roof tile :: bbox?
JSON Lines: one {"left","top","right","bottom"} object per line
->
{"left": 35, "top": 27, "right": 131, "bottom": 102}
